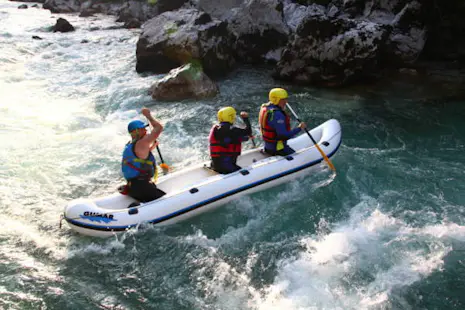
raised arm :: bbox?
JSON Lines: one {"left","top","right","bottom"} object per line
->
{"left": 135, "top": 108, "right": 164, "bottom": 158}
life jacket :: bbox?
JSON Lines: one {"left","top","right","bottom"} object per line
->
{"left": 209, "top": 124, "right": 242, "bottom": 158}
{"left": 121, "top": 141, "right": 156, "bottom": 180}
{"left": 259, "top": 103, "right": 291, "bottom": 143}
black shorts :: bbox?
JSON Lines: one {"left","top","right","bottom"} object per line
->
{"left": 128, "top": 179, "right": 166, "bottom": 203}
{"left": 264, "top": 147, "right": 295, "bottom": 156}
{"left": 210, "top": 158, "right": 241, "bottom": 174}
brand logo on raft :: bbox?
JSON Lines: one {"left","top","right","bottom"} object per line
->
{"left": 80, "top": 211, "right": 117, "bottom": 223}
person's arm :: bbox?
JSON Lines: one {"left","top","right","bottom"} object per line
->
{"left": 135, "top": 108, "right": 163, "bottom": 158}
{"left": 272, "top": 111, "right": 301, "bottom": 140}
{"left": 229, "top": 112, "right": 252, "bottom": 141}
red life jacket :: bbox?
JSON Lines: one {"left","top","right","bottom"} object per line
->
{"left": 259, "top": 103, "right": 291, "bottom": 143}
{"left": 209, "top": 124, "right": 242, "bottom": 158}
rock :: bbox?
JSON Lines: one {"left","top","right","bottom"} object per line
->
{"left": 274, "top": 10, "right": 389, "bottom": 86}
{"left": 136, "top": 8, "right": 236, "bottom": 77}
{"left": 116, "top": 0, "right": 159, "bottom": 26}
{"left": 79, "top": 8, "right": 96, "bottom": 17}
{"left": 370, "top": 1, "right": 426, "bottom": 65}
{"left": 157, "top": 0, "right": 189, "bottom": 13}
{"left": 226, "top": 0, "right": 290, "bottom": 64}
{"left": 115, "top": 0, "right": 188, "bottom": 29}
{"left": 124, "top": 18, "right": 141, "bottom": 29}
{"left": 195, "top": 0, "right": 245, "bottom": 20}
{"left": 43, "top": 0, "right": 81, "bottom": 13}
{"left": 32, "top": 35, "right": 43, "bottom": 40}
{"left": 53, "top": 17, "right": 75, "bottom": 32}
{"left": 18, "top": 4, "right": 28, "bottom": 9}
{"left": 148, "top": 62, "right": 219, "bottom": 101}
{"left": 343, "top": 0, "right": 365, "bottom": 17}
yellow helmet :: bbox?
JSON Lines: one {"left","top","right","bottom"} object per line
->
{"left": 217, "top": 106, "right": 236, "bottom": 124}
{"left": 269, "top": 88, "right": 288, "bottom": 105}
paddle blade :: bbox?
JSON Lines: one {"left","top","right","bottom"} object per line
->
{"left": 160, "top": 163, "right": 170, "bottom": 173}
{"left": 315, "top": 144, "right": 336, "bottom": 172}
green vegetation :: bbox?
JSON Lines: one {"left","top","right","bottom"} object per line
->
{"left": 164, "top": 22, "right": 178, "bottom": 35}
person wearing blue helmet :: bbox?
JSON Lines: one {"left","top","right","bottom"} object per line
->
{"left": 121, "top": 107, "right": 165, "bottom": 202}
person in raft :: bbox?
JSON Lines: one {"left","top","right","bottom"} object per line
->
{"left": 121, "top": 108, "right": 166, "bottom": 202}
{"left": 259, "top": 88, "right": 306, "bottom": 156}
{"left": 209, "top": 106, "right": 253, "bottom": 174}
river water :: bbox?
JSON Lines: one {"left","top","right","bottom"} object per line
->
{"left": 1, "top": 1, "right": 464, "bottom": 309}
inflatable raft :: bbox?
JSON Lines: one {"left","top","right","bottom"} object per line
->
{"left": 63, "top": 119, "right": 342, "bottom": 237}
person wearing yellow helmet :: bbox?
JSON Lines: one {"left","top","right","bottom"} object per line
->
{"left": 121, "top": 107, "right": 166, "bottom": 202}
{"left": 259, "top": 88, "right": 306, "bottom": 156}
{"left": 209, "top": 106, "right": 253, "bottom": 174}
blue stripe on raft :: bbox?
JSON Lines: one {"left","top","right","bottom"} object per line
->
{"left": 66, "top": 138, "right": 341, "bottom": 232}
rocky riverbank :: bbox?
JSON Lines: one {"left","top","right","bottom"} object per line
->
{"left": 13, "top": 0, "right": 465, "bottom": 99}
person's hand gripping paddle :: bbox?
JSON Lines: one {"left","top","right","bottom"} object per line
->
{"left": 286, "top": 103, "right": 336, "bottom": 172}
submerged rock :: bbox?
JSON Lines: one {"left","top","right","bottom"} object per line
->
{"left": 53, "top": 17, "right": 75, "bottom": 32}
{"left": 148, "top": 62, "right": 219, "bottom": 101}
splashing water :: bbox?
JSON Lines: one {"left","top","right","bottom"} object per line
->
{"left": 1, "top": 1, "right": 465, "bottom": 309}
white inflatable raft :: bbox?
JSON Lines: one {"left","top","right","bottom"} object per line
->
{"left": 63, "top": 119, "right": 342, "bottom": 237}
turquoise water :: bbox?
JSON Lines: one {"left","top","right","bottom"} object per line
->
{"left": 1, "top": 1, "right": 465, "bottom": 309}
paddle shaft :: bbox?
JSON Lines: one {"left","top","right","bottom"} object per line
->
{"left": 241, "top": 115, "right": 256, "bottom": 148}
{"left": 286, "top": 103, "right": 336, "bottom": 171}
{"left": 250, "top": 136, "right": 256, "bottom": 147}
{"left": 156, "top": 145, "right": 165, "bottom": 164}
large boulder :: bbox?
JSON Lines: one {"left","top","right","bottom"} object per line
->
{"left": 362, "top": 0, "right": 426, "bottom": 64}
{"left": 148, "top": 62, "right": 219, "bottom": 101}
{"left": 385, "top": 1, "right": 425, "bottom": 63}
{"left": 194, "top": 0, "right": 245, "bottom": 20}
{"left": 274, "top": 9, "right": 389, "bottom": 85}
{"left": 136, "top": 9, "right": 236, "bottom": 77}
{"left": 273, "top": 0, "right": 430, "bottom": 86}
{"left": 116, "top": 0, "right": 189, "bottom": 28}
{"left": 43, "top": 0, "right": 82, "bottom": 13}
{"left": 43, "top": 0, "right": 124, "bottom": 14}
{"left": 225, "top": 0, "right": 290, "bottom": 63}
{"left": 116, "top": 0, "right": 159, "bottom": 28}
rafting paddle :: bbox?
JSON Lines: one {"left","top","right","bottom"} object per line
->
{"left": 155, "top": 144, "right": 170, "bottom": 173}
{"left": 250, "top": 136, "right": 257, "bottom": 148}
{"left": 286, "top": 103, "right": 336, "bottom": 172}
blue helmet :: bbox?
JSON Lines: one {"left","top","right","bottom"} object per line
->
{"left": 127, "top": 120, "right": 148, "bottom": 132}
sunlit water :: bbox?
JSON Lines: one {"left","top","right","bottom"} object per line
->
{"left": 1, "top": 1, "right": 464, "bottom": 309}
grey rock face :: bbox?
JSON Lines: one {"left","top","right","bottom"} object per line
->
{"left": 275, "top": 10, "right": 389, "bottom": 85}
{"left": 226, "top": 0, "right": 290, "bottom": 63}
{"left": 149, "top": 62, "right": 219, "bottom": 101}
{"left": 136, "top": 9, "right": 236, "bottom": 77}
{"left": 43, "top": 0, "right": 82, "bottom": 13}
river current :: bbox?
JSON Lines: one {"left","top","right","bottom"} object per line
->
{"left": 1, "top": 1, "right": 464, "bottom": 309}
